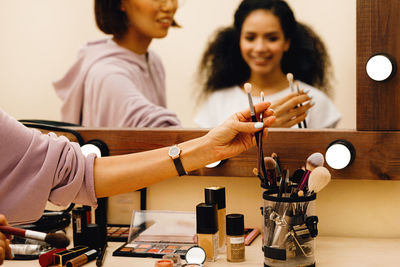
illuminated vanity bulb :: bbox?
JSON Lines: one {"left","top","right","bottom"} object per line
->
{"left": 80, "top": 139, "right": 109, "bottom": 158}
{"left": 81, "top": 143, "right": 102, "bottom": 158}
{"left": 325, "top": 140, "right": 356, "bottom": 170}
{"left": 366, "top": 54, "right": 396, "bottom": 81}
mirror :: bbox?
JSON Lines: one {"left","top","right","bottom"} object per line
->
{"left": 0, "top": 0, "right": 355, "bottom": 129}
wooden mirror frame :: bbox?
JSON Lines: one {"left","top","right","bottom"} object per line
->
{"left": 74, "top": 0, "right": 400, "bottom": 181}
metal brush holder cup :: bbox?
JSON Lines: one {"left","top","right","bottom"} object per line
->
{"left": 262, "top": 187, "right": 318, "bottom": 267}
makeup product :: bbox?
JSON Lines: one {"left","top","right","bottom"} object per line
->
{"left": 244, "top": 228, "right": 260, "bottom": 246}
{"left": 204, "top": 187, "right": 226, "bottom": 250}
{"left": 85, "top": 223, "right": 101, "bottom": 250}
{"left": 244, "top": 82, "right": 260, "bottom": 146}
{"left": 72, "top": 206, "right": 91, "bottom": 246}
{"left": 96, "top": 242, "right": 107, "bottom": 266}
{"left": 53, "top": 245, "right": 90, "bottom": 267}
{"left": 286, "top": 73, "right": 303, "bottom": 128}
{"left": 39, "top": 248, "right": 66, "bottom": 267}
{"left": 196, "top": 203, "right": 218, "bottom": 262}
{"left": 66, "top": 249, "right": 98, "bottom": 267}
{"left": 113, "top": 210, "right": 196, "bottom": 259}
{"left": 298, "top": 152, "right": 325, "bottom": 192}
{"left": 9, "top": 244, "right": 42, "bottom": 255}
{"left": 226, "top": 214, "right": 245, "bottom": 262}
{"left": 264, "top": 157, "right": 277, "bottom": 187}
{"left": 183, "top": 246, "right": 206, "bottom": 267}
{"left": 0, "top": 225, "right": 69, "bottom": 248}
{"left": 295, "top": 81, "right": 308, "bottom": 128}
{"left": 162, "top": 253, "right": 181, "bottom": 267}
{"left": 307, "top": 166, "right": 331, "bottom": 194}
{"left": 244, "top": 82, "right": 257, "bottom": 122}
{"left": 155, "top": 259, "right": 174, "bottom": 267}
{"left": 106, "top": 224, "right": 130, "bottom": 242}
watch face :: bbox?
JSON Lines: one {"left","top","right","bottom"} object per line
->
{"left": 169, "top": 145, "right": 180, "bottom": 157}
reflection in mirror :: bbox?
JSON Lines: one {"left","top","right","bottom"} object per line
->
{"left": 0, "top": 1, "right": 355, "bottom": 129}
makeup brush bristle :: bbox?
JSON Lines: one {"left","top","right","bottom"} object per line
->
{"left": 308, "top": 166, "right": 331, "bottom": 193}
{"left": 252, "top": 168, "right": 258, "bottom": 176}
{"left": 44, "top": 232, "right": 70, "bottom": 248}
{"left": 306, "top": 152, "right": 324, "bottom": 170}
{"left": 244, "top": 82, "right": 252, "bottom": 94}
{"left": 264, "top": 157, "right": 276, "bottom": 169}
{"left": 286, "top": 73, "right": 294, "bottom": 83}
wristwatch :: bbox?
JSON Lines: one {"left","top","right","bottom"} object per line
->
{"left": 168, "top": 145, "right": 187, "bottom": 176}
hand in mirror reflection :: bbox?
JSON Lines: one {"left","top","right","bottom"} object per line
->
{"left": 269, "top": 91, "right": 313, "bottom": 128}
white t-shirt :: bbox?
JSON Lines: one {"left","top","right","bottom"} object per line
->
{"left": 194, "top": 81, "right": 341, "bottom": 129}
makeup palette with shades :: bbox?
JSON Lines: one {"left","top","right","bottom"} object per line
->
{"left": 113, "top": 210, "right": 197, "bottom": 259}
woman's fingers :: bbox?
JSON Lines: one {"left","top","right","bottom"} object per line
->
{"left": 236, "top": 101, "right": 272, "bottom": 121}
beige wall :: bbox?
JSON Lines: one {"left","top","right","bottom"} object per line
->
{"left": 4, "top": 1, "right": 398, "bottom": 238}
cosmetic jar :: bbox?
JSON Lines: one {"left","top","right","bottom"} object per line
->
{"left": 226, "top": 213, "right": 245, "bottom": 262}
{"left": 155, "top": 259, "right": 174, "bottom": 267}
{"left": 205, "top": 187, "right": 226, "bottom": 250}
{"left": 162, "top": 253, "right": 181, "bottom": 267}
{"left": 196, "top": 203, "right": 218, "bottom": 261}
{"left": 182, "top": 246, "right": 206, "bottom": 267}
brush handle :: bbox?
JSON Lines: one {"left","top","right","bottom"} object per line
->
{"left": 0, "top": 225, "right": 46, "bottom": 241}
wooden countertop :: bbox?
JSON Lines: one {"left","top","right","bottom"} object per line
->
{"left": 7, "top": 236, "right": 400, "bottom": 266}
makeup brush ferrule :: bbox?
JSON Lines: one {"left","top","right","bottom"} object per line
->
{"left": 25, "top": 230, "right": 47, "bottom": 241}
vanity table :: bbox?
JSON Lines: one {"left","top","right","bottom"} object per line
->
{"left": 8, "top": 236, "right": 400, "bottom": 266}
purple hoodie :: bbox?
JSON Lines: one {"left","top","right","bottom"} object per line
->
{"left": 0, "top": 109, "right": 97, "bottom": 225}
{"left": 54, "top": 38, "right": 181, "bottom": 127}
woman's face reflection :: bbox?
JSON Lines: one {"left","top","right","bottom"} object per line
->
{"left": 121, "top": 0, "right": 178, "bottom": 40}
{"left": 239, "top": 9, "right": 290, "bottom": 77}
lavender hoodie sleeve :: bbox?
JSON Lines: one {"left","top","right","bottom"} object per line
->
{"left": 0, "top": 109, "right": 97, "bottom": 225}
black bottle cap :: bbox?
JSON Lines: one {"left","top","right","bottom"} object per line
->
{"left": 196, "top": 203, "right": 218, "bottom": 234}
{"left": 226, "top": 214, "right": 244, "bottom": 236}
{"left": 205, "top": 187, "right": 226, "bottom": 209}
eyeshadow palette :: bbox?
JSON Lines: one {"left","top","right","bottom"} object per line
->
{"left": 113, "top": 210, "right": 197, "bottom": 258}
{"left": 113, "top": 242, "right": 195, "bottom": 258}
{"left": 107, "top": 224, "right": 130, "bottom": 242}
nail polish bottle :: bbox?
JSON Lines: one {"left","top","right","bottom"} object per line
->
{"left": 226, "top": 213, "right": 245, "bottom": 262}
{"left": 205, "top": 187, "right": 226, "bottom": 251}
{"left": 196, "top": 203, "right": 219, "bottom": 262}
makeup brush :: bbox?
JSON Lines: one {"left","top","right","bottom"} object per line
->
{"left": 286, "top": 73, "right": 302, "bottom": 129}
{"left": 297, "top": 152, "right": 325, "bottom": 192}
{"left": 244, "top": 82, "right": 260, "bottom": 147}
{"left": 244, "top": 83, "right": 257, "bottom": 122}
{"left": 295, "top": 82, "right": 307, "bottom": 128}
{"left": 307, "top": 166, "right": 331, "bottom": 194}
{"left": 0, "top": 226, "right": 70, "bottom": 248}
{"left": 264, "top": 157, "right": 277, "bottom": 187}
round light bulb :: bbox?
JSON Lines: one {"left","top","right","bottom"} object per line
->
{"left": 325, "top": 143, "right": 352, "bottom": 169}
{"left": 366, "top": 54, "right": 395, "bottom": 81}
{"left": 81, "top": 143, "right": 102, "bottom": 158}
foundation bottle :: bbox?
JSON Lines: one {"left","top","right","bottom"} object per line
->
{"left": 204, "top": 187, "right": 226, "bottom": 251}
{"left": 196, "top": 203, "right": 219, "bottom": 262}
{"left": 226, "top": 213, "right": 245, "bottom": 262}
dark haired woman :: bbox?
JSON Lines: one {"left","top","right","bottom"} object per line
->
{"left": 54, "top": 0, "right": 182, "bottom": 127}
{"left": 194, "top": 0, "right": 341, "bottom": 129}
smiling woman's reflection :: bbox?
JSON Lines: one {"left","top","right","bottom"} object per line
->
{"left": 194, "top": 0, "right": 341, "bottom": 129}
{"left": 53, "top": 0, "right": 182, "bottom": 128}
